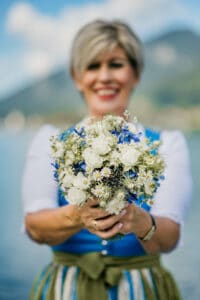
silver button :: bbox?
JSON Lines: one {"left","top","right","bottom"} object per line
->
{"left": 102, "top": 240, "right": 108, "bottom": 246}
{"left": 101, "top": 250, "right": 108, "bottom": 255}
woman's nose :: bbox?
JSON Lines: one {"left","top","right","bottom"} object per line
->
{"left": 97, "top": 65, "right": 112, "bottom": 82}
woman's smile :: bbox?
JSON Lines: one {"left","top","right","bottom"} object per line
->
{"left": 94, "top": 86, "right": 119, "bottom": 101}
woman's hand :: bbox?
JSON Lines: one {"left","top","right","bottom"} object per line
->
{"left": 78, "top": 199, "right": 126, "bottom": 239}
{"left": 118, "top": 203, "right": 152, "bottom": 237}
{"left": 118, "top": 203, "right": 180, "bottom": 254}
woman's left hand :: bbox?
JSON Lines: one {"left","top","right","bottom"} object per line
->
{"left": 118, "top": 203, "right": 152, "bottom": 238}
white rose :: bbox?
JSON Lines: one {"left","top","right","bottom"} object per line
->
{"left": 67, "top": 187, "right": 87, "bottom": 205}
{"left": 91, "top": 136, "right": 111, "bottom": 155}
{"left": 83, "top": 148, "right": 103, "bottom": 169}
{"left": 73, "top": 172, "right": 89, "bottom": 189}
{"left": 119, "top": 145, "right": 140, "bottom": 167}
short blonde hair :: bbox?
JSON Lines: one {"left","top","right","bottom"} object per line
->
{"left": 70, "top": 19, "right": 144, "bottom": 78}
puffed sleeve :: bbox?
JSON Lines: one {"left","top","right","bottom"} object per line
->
{"left": 150, "top": 130, "right": 192, "bottom": 243}
{"left": 22, "top": 124, "right": 59, "bottom": 215}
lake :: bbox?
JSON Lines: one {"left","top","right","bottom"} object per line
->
{"left": 0, "top": 129, "right": 199, "bottom": 300}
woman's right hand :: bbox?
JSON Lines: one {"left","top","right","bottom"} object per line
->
{"left": 78, "top": 199, "right": 126, "bottom": 239}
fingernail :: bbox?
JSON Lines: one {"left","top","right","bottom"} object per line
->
{"left": 118, "top": 223, "right": 123, "bottom": 229}
{"left": 120, "top": 210, "right": 126, "bottom": 216}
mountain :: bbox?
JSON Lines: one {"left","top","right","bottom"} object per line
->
{"left": 0, "top": 70, "right": 85, "bottom": 117}
{"left": 0, "top": 28, "right": 199, "bottom": 118}
{"left": 139, "top": 29, "right": 200, "bottom": 92}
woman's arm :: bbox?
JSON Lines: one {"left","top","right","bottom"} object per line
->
{"left": 25, "top": 205, "right": 83, "bottom": 245}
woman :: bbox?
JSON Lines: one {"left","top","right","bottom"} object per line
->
{"left": 22, "top": 20, "right": 192, "bottom": 300}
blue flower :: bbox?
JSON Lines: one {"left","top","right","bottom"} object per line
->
{"left": 117, "top": 127, "right": 141, "bottom": 144}
{"left": 111, "top": 129, "right": 120, "bottom": 137}
{"left": 53, "top": 171, "right": 59, "bottom": 181}
{"left": 124, "top": 170, "right": 137, "bottom": 179}
{"left": 74, "top": 161, "right": 86, "bottom": 172}
{"left": 74, "top": 127, "right": 86, "bottom": 138}
{"left": 126, "top": 192, "right": 137, "bottom": 203}
{"left": 59, "top": 126, "right": 75, "bottom": 141}
{"left": 51, "top": 162, "right": 59, "bottom": 169}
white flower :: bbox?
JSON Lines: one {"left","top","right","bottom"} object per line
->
{"left": 65, "top": 151, "right": 75, "bottom": 165}
{"left": 127, "top": 123, "right": 137, "bottom": 133}
{"left": 67, "top": 187, "right": 87, "bottom": 205}
{"left": 61, "top": 172, "right": 75, "bottom": 189}
{"left": 91, "top": 184, "right": 111, "bottom": 199}
{"left": 73, "top": 172, "right": 89, "bottom": 190}
{"left": 124, "top": 178, "right": 135, "bottom": 190}
{"left": 109, "top": 150, "right": 119, "bottom": 166}
{"left": 139, "top": 137, "right": 149, "bottom": 151}
{"left": 144, "top": 156, "right": 155, "bottom": 166}
{"left": 91, "top": 136, "right": 111, "bottom": 155}
{"left": 118, "top": 145, "right": 140, "bottom": 167}
{"left": 115, "top": 190, "right": 126, "bottom": 201}
{"left": 101, "top": 167, "right": 111, "bottom": 177}
{"left": 144, "top": 182, "right": 154, "bottom": 195}
{"left": 83, "top": 148, "right": 103, "bottom": 169}
{"left": 106, "top": 194, "right": 126, "bottom": 215}
{"left": 52, "top": 141, "right": 65, "bottom": 158}
{"left": 93, "top": 171, "right": 102, "bottom": 181}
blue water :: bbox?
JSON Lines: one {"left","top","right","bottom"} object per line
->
{"left": 0, "top": 129, "right": 199, "bottom": 300}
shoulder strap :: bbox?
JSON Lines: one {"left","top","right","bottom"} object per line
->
{"left": 145, "top": 128, "right": 160, "bottom": 142}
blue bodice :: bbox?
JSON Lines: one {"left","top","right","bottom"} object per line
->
{"left": 52, "top": 128, "right": 160, "bottom": 257}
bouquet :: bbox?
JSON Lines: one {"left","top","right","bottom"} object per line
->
{"left": 50, "top": 113, "right": 165, "bottom": 215}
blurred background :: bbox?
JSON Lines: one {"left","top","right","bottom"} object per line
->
{"left": 0, "top": 0, "right": 199, "bottom": 299}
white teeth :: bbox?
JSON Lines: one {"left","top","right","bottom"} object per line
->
{"left": 97, "top": 90, "right": 116, "bottom": 96}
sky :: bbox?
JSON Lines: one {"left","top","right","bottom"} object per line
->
{"left": 0, "top": 0, "right": 199, "bottom": 99}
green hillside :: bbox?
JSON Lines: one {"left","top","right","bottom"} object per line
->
{"left": 150, "top": 67, "right": 200, "bottom": 106}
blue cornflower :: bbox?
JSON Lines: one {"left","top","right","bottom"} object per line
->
{"left": 74, "top": 127, "right": 86, "bottom": 138}
{"left": 59, "top": 127, "right": 75, "bottom": 141}
{"left": 74, "top": 161, "right": 86, "bottom": 172}
{"left": 51, "top": 162, "right": 59, "bottom": 169}
{"left": 124, "top": 170, "right": 138, "bottom": 179}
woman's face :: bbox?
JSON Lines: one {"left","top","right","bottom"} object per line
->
{"left": 74, "top": 47, "right": 139, "bottom": 118}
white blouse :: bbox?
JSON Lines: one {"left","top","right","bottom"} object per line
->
{"left": 22, "top": 124, "right": 192, "bottom": 244}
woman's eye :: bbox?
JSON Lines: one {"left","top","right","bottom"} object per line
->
{"left": 87, "top": 63, "right": 100, "bottom": 70}
{"left": 109, "top": 62, "right": 124, "bottom": 68}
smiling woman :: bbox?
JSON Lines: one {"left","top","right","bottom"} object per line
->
{"left": 69, "top": 20, "right": 143, "bottom": 118}
{"left": 22, "top": 19, "right": 192, "bottom": 300}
